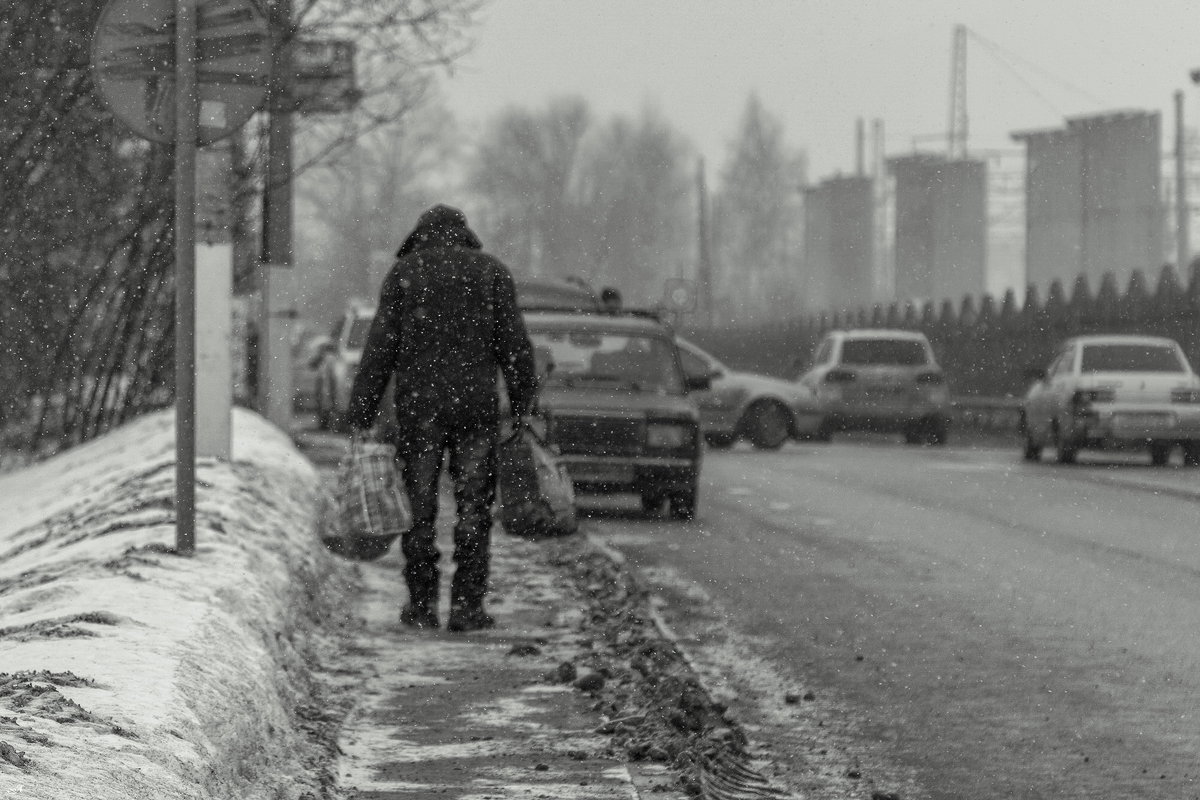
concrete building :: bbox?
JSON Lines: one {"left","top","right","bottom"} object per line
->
{"left": 802, "top": 175, "right": 874, "bottom": 312}
{"left": 888, "top": 153, "right": 988, "bottom": 307}
{"left": 1013, "top": 111, "right": 1162, "bottom": 292}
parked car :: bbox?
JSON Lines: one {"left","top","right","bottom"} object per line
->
{"left": 674, "top": 337, "right": 822, "bottom": 449}
{"left": 796, "top": 329, "right": 951, "bottom": 445}
{"left": 524, "top": 309, "right": 708, "bottom": 520}
{"left": 292, "top": 331, "right": 331, "bottom": 412}
{"left": 313, "top": 302, "right": 376, "bottom": 431}
{"left": 1020, "top": 334, "right": 1200, "bottom": 466}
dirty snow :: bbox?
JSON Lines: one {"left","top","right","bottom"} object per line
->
{"left": 0, "top": 408, "right": 357, "bottom": 799}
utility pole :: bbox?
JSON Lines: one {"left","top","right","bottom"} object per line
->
{"left": 696, "top": 158, "right": 713, "bottom": 327}
{"left": 260, "top": 0, "right": 296, "bottom": 431}
{"left": 1175, "top": 89, "right": 1190, "bottom": 273}
{"left": 173, "top": 0, "right": 198, "bottom": 555}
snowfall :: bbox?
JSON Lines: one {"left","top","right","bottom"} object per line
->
{"left": 0, "top": 408, "right": 355, "bottom": 799}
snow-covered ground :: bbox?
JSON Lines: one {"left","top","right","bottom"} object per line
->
{"left": 0, "top": 408, "right": 356, "bottom": 799}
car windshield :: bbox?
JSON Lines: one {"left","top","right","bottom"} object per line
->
{"left": 347, "top": 316, "right": 374, "bottom": 350}
{"left": 1080, "top": 344, "right": 1185, "bottom": 373}
{"left": 529, "top": 328, "right": 684, "bottom": 394}
{"left": 840, "top": 339, "right": 928, "bottom": 366}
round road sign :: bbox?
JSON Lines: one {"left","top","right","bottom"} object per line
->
{"left": 664, "top": 279, "right": 697, "bottom": 312}
{"left": 92, "top": 0, "right": 271, "bottom": 145}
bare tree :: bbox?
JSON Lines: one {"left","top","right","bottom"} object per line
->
{"left": 465, "top": 97, "right": 590, "bottom": 275}
{"left": 714, "top": 93, "right": 807, "bottom": 323}
{"left": 0, "top": 0, "right": 484, "bottom": 456}
{"left": 468, "top": 97, "right": 695, "bottom": 303}
{"left": 573, "top": 106, "right": 695, "bottom": 303}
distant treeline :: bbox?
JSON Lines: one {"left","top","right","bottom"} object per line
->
{"left": 684, "top": 263, "right": 1200, "bottom": 399}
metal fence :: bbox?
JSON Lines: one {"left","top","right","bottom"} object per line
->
{"left": 683, "top": 264, "right": 1200, "bottom": 406}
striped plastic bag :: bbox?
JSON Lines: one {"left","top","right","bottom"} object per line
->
{"left": 324, "top": 436, "right": 411, "bottom": 561}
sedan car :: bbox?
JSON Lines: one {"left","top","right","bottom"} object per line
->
{"left": 1020, "top": 334, "right": 1200, "bottom": 466}
{"left": 313, "top": 302, "right": 376, "bottom": 431}
{"left": 525, "top": 309, "right": 707, "bottom": 520}
{"left": 796, "top": 328, "right": 951, "bottom": 445}
{"left": 674, "top": 337, "right": 822, "bottom": 449}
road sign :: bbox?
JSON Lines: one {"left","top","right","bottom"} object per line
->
{"left": 664, "top": 278, "right": 697, "bottom": 312}
{"left": 92, "top": 0, "right": 271, "bottom": 145}
{"left": 293, "top": 38, "right": 361, "bottom": 115}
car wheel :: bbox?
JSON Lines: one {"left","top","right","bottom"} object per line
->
{"left": 705, "top": 432, "right": 736, "bottom": 449}
{"left": 1184, "top": 442, "right": 1200, "bottom": 467}
{"left": 668, "top": 487, "right": 697, "bottom": 521}
{"left": 903, "top": 421, "right": 924, "bottom": 445}
{"left": 1149, "top": 442, "right": 1173, "bottom": 466}
{"left": 1022, "top": 431, "right": 1041, "bottom": 462}
{"left": 812, "top": 420, "right": 833, "bottom": 443}
{"left": 641, "top": 493, "right": 664, "bottom": 516}
{"left": 745, "top": 402, "right": 790, "bottom": 450}
{"left": 924, "top": 418, "right": 949, "bottom": 446}
{"left": 1054, "top": 423, "right": 1077, "bottom": 464}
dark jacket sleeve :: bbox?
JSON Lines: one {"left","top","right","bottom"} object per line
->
{"left": 491, "top": 268, "right": 538, "bottom": 417}
{"left": 346, "top": 268, "right": 406, "bottom": 430}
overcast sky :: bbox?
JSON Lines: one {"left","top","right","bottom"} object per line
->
{"left": 438, "top": 0, "right": 1200, "bottom": 181}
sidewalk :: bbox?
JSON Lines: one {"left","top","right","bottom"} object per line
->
{"left": 300, "top": 431, "right": 695, "bottom": 800}
{"left": 329, "top": 532, "right": 672, "bottom": 799}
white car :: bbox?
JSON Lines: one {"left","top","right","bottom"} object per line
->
{"left": 1021, "top": 334, "right": 1200, "bottom": 466}
{"left": 796, "top": 329, "right": 951, "bottom": 445}
{"left": 675, "top": 337, "right": 822, "bottom": 449}
{"left": 313, "top": 302, "right": 376, "bottom": 431}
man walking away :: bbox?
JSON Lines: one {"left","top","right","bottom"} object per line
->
{"left": 346, "top": 204, "right": 538, "bottom": 632}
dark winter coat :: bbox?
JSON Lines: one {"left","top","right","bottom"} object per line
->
{"left": 346, "top": 205, "right": 538, "bottom": 432}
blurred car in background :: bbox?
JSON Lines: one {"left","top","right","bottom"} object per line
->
{"left": 526, "top": 308, "right": 708, "bottom": 519}
{"left": 675, "top": 337, "right": 822, "bottom": 449}
{"left": 313, "top": 302, "right": 375, "bottom": 431}
{"left": 797, "top": 329, "right": 951, "bottom": 445}
{"left": 292, "top": 331, "right": 331, "bottom": 412}
{"left": 1020, "top": 334, "right": 1200, "bottom": 466}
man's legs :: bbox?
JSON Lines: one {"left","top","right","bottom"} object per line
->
{"left": 445, "top": 423, "right": 498, "bottom": 631}
{"left": 396, "top": 419, "right": 446, "bottom": 628}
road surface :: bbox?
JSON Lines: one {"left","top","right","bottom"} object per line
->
{"left": 582, "top": 436, "right": 1200, "bottom": 799}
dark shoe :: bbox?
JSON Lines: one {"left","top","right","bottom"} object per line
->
{"left": 447, "top": 606, "right": 495, "bottom": 633}
{"left": 400, "top": 603, "right": 440, "bottom": 629}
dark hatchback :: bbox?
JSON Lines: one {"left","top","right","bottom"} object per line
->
{"left": 523, "top": 310, "right": 707, "bottom": 520}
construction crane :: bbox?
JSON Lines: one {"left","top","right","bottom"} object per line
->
{"left": 948, "top": 24, "right": 968, "bottom": 159}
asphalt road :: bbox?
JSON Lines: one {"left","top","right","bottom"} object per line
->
{"left": 580, "top": 435, "right": 1200, "bottom": 800}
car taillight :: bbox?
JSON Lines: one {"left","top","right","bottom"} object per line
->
{"left": 824, "top": 369, "right": 857, "bottom": 383}
{"left": 915, "top": 371, "right": 944, "bottom": 385}
{"left": 1171, "top": 388, "right": 1200, "bottom": 403}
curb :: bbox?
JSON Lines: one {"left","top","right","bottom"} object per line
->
{"left": 579, "top": 532, "right": 795, "bottom": 800}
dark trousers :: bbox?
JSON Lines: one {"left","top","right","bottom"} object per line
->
{"left": 394, "top": 416, "right": 498, "bottom": 610}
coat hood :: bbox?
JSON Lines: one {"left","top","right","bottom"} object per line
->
{"left": 396, "top": 204, "right": 483, "bottom": 258}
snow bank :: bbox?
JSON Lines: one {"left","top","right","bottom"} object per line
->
{"left": 0, "top": 408, "right": 357, "bottom": 799}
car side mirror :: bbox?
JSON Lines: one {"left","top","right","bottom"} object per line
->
{"left": 685, "top": 373, "right": 712, "bottom": 392}
{"left": 1023, "top": 366, "right": 1047, "bottom": 382}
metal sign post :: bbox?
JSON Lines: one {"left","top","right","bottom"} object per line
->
{"left": 174, "top": 0, "right": 198, "bottom": 554}
{"left": 92, "top": 0, "right": 270, "bottom": 555}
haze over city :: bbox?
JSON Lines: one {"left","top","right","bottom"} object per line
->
{"left": 439, "top": 0, "right": 1200, "bottom": 179}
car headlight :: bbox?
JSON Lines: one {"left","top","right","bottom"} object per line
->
{"left": 646, "top": 422, "right": 692, "bottom": 448}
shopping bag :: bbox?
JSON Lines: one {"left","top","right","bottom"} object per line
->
{"left": 323, "top": 436, "right": 411, "bottom": 561}
{"left": 497, "top": 420, "right": 579, "bottom": 539}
